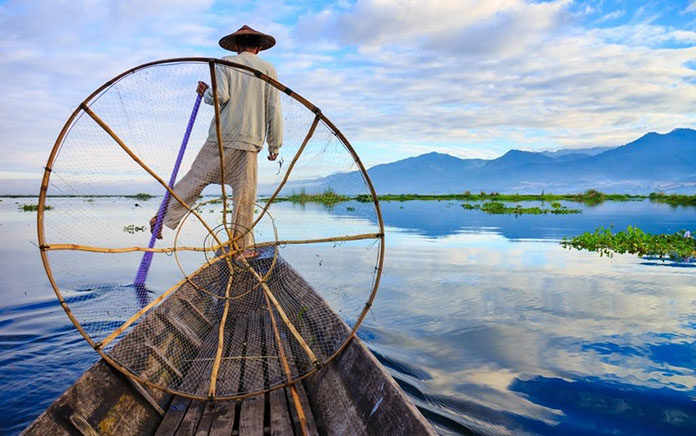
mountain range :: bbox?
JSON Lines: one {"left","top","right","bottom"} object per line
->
{"left": 281, "top": 128, "right": 696, "bottom": 194}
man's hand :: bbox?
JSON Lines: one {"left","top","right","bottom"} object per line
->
{"left": 196, "top": 81, "right": 209, "bottom": 96}
{"left": 267, "top": 152, "right": 278, "bottom": 161}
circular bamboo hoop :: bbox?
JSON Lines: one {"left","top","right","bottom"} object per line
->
{"left": 172, "top": 198, "right": 281, "bottom": 301}
{"left": 37, "top": 57, "right": 386, "bottom": 401}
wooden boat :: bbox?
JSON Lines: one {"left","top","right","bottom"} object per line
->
{"left": 22, "top": 255, "right": 435, "bottom": 435}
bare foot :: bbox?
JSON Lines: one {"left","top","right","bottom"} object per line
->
{"left": 240, "top": 249, "right": 259, "bottom": 259}
{"left": 150, "top": 216, "right": 162, "bottom": 240}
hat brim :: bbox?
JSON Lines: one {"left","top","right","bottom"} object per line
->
{"left": 219, "top": 32, "right": 276, "bottom": 52}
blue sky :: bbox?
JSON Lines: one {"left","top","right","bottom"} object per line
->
{"left": 1, "top": 0, "right": 696, "bottom": 192}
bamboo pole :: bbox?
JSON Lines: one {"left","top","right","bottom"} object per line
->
{"left": 254, "top": 232, "right": 382, "bottom": 248}
{"left": 41, "top": 231, "right": 382, "bottom": 254}
{"left": 263, "top": 291, "right": 309, "bottom": 436}
{"left": 40, "top": 233, "right": 383, "bottom": 258}
{"left": 209, "top": 61, "right": 232, "bottom": 242}
{"left": 42, "top": 243, "right": 211, "bottom": 253}
{"left": 208, "top": 272, "right": 233, "bottom": 396}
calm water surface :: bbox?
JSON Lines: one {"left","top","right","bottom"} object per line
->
{"left": 1, "top": 197, "right": 695, "bottom": 435}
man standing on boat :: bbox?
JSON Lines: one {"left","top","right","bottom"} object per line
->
{"left": 152, "top": 25, "right": 283, "bottom": 257}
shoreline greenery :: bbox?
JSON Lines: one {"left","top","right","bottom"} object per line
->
{"left": 357, "top": 189, "right": 646, "bottom": 205}
{"left": 3, "top": 190, "right": 695, "bottom": 207}
{"left": 562, "top": 226, "right": 696, "bottom": 262}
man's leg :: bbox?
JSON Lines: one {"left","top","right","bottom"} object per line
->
{"left": 228, "top": 148, "right": 258, "bottom": 253}
{"left": 155, "top": 141, "right": 220, "bottom": 234}
{"left": 161, "top": 171, "right": 208, "bottom": 230}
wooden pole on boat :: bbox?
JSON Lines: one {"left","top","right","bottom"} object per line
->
{"left": 42, "top": 243, "right": 208, "bottom": 253}
{"left": 238, "top": 256, "right": 318, "bottom": 365}
{"left": 263, "top": 290, "right": 310, "bottom": 436}
{"left": 208, "top": 272, "right": 234, "bottom": 396}
{"left": 209, "top": 61, "right": 233, "bottom": 242}
{"left": 134, "top": 84, "right": 207, "bottom": 287}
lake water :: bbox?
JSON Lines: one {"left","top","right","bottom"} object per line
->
{"left": 1, "top": 197, "right": 695, "bottom": 435}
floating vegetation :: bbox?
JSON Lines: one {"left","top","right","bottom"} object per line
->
{"left": 648, "top": 192, "right": 696, "bottom": 206}
{"left": 20, "top": 204, "right": 52, "bottom": 212}
{"left": 123, "top": 224, "right": 146, "bottom": 234}
{"left": 562, "top": 226, "right": 696, "bottom": 262}
{"left": 125, "top": 193, "right": 154, "bottom": 201}
{"left": 461, "top": 201, "right": 581, "bottom": 215}
{"left": 278, "top": 188, "right": 349, "bottom": 206}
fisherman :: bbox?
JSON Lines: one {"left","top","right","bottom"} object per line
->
{"left": 152, "top": 25, "right": 283, "bottom": 258}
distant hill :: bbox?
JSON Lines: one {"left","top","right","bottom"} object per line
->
{"left": 275, "top": 128, "right": 696, "bottom": 195}
{"left": 541, "top": 146, "right": 614, "bottom": 158}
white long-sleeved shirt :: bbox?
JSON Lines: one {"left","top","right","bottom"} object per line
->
{"left": 204, "top": 52, "right": 283, "bottom": 154}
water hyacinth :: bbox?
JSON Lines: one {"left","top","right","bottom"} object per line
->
{"left": 562, "top": 226, "right": 696, "bottom": 262}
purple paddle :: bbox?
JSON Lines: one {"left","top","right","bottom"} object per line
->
{"left": 134, "top": 83, "right": 207, "bottom": 287}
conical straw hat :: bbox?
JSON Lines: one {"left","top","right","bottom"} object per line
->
{"left": 219, "top": 25, "right": 276, "bottom": 52}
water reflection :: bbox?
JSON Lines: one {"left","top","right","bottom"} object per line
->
{"left": 1, "top": 197, "right": 695, "bottom": 435}
{"left": 331, "top": 199, "right": 696, "bottom": 239}
{"left": 510, "top": 376, "right": 696, "bottom": 436}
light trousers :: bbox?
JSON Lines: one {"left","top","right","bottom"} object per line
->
{"left": 163, "top": 141, "right": 258, "bottom": 249}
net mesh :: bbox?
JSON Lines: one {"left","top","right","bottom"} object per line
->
{"left": 39, "top": 59, "right": 383, "bottom": 399}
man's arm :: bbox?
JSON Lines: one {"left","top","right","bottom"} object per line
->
{"left": 265, "top": 65, "right": 283, "bottom": 159}
{"left": 203, "top": 64, "right": 230, "bottom": 105}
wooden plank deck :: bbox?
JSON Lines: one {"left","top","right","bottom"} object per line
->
{"left": 154, "top": 313, "right": 320, "bottom": 435}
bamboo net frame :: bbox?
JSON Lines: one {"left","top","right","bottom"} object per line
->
{"left": 36, "top": 58, "right": 386, "bottom": 402}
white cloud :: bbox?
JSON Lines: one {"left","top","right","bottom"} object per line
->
{"left": 288, "top": 0, "right": 696, "bottom": 156}
{"left": 597, "top": 9, "right": 625, "bottom": 23}
{"left": 2, "top": 0, "right": 696, "bottom": 193}
{"left": 686, "top": 0, "right": 696, "bottom": 13}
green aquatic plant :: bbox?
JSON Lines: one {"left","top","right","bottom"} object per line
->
{"left": 123, "top": 224, "right": 146, "bottom": 234}
{"left": 280, "top": 188, "right": 349, "bottom": 206}
{"left": 20, "top": 204, "right": 52, "bottom": 212}
{"left": 570, "top": 189, "right": 605, "bottom": 205}
{"left": 461, "top": 201, "right": 581, "bottom": 215}
{"left": 125, "top": 193, "right": 154, "bottom": 201}
{"left": 648, "top": 192, "right": 696, "bottom": 206}
{"left": 562, "top": 226, "right": 696, "bottom": 261}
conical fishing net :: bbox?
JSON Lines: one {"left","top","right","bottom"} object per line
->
{"left": 38, "top": 58, "right": 384, "bottom": 399}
